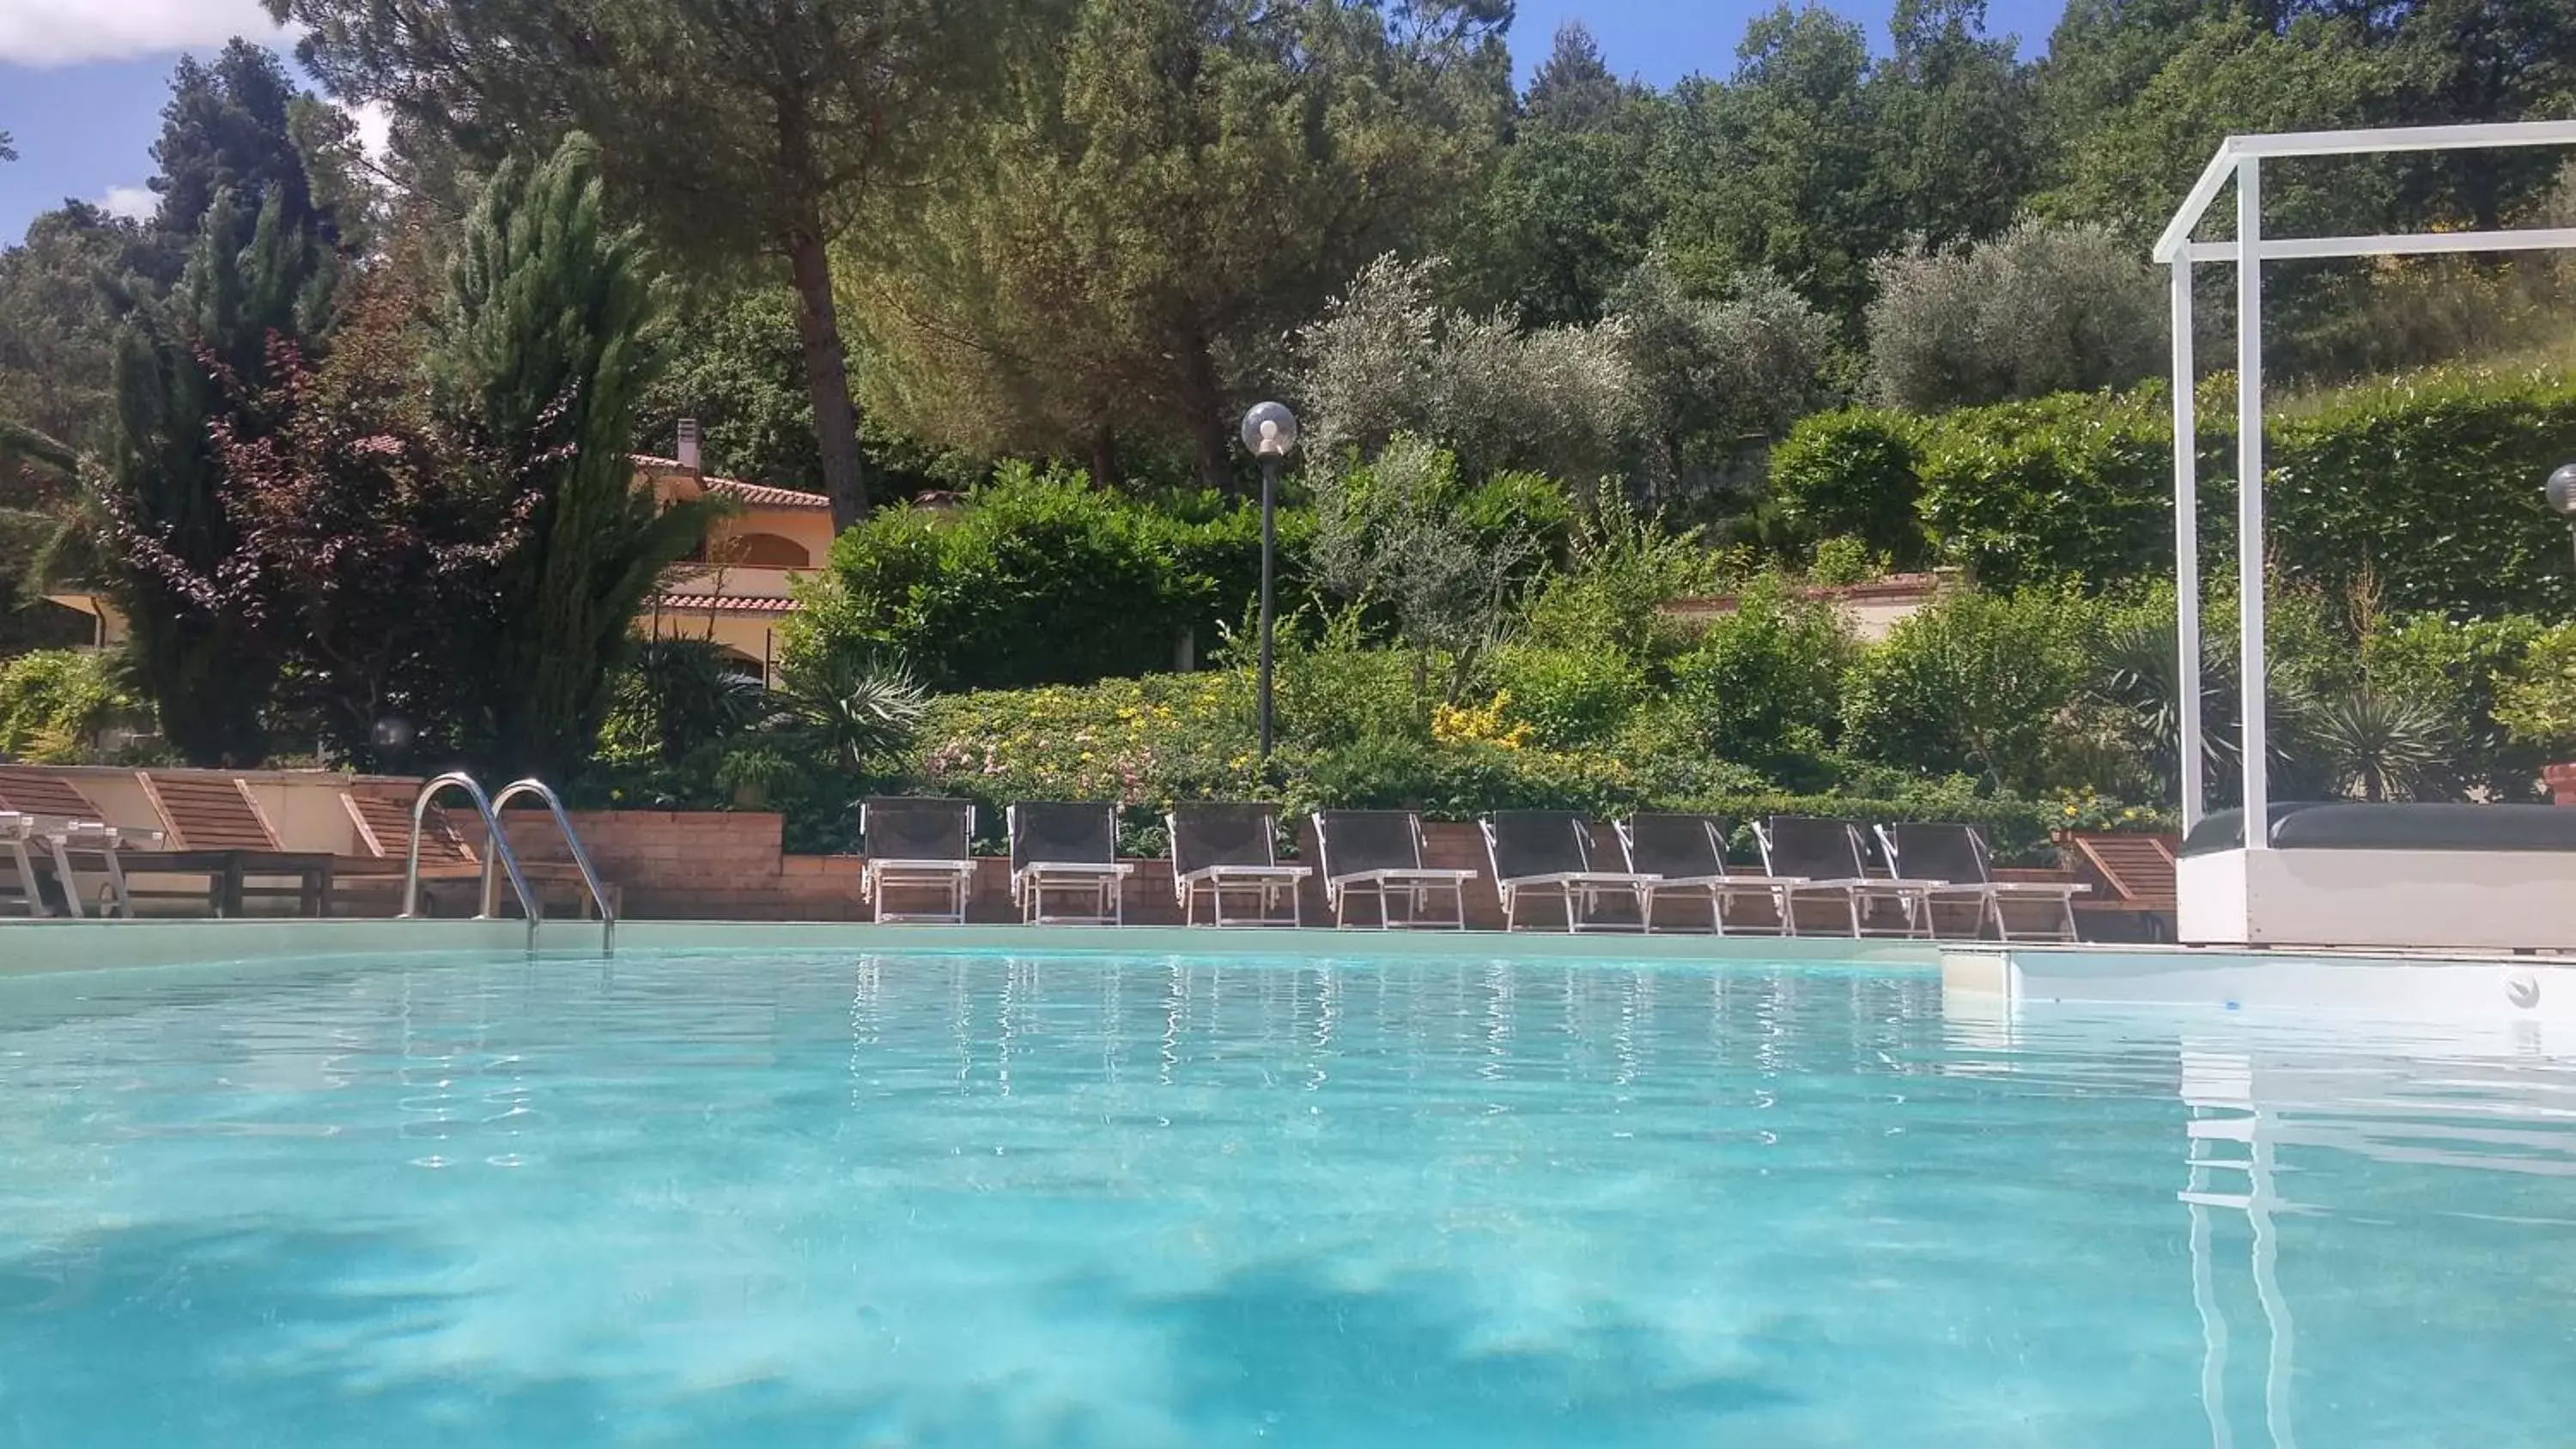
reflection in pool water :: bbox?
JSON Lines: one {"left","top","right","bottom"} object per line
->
{"left": 0, "top": 951, "right": 2571, "bottom": 1446}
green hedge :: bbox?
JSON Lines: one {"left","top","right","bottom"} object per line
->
{"left": 1771, "top": 366, "right": 2576, "bottom": 616}
{"left": 1767, "top": 409, "right": 1929, "bottom": 565}
{"left": 791, "top": 464, "right": 1312, "bottom": 690}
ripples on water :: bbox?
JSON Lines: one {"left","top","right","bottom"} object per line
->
{"left": 0, "top": 951, "right": 2572, "bottom": 1447}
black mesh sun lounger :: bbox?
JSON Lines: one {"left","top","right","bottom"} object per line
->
{"left": 860, "top": 797, "right": 977, "bottom": 924}
{"left": 1479, "top": 810, "right": 1657, "bottom": 932}
{"left": 1169, "top": 802, "right": 1309, "bottom": 926}
{"left": 1314, "top": 809, "right": 1477, "bottom": 930}
{"left": 1009, "top": 801, "right": 1133, "bottom": 925}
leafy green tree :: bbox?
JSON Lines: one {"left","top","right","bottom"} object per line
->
{"left": 1656, "top": 6, "right": 1897, "bottom": 325}
{"left": 1843, "top": 585, "right": 2101, "bottom": 793}
{"left": 1292, "top": 254, "right": 1640, "bottom": 487}
{"left": 277, "top": 0, "right": 1016, "bottom": 530}
{"left": 1308, "top": 439, "right": 1547, "bottom": 702}
{"left": 1444, "top": 43, "right": 1668, "bottom": 327}
{"left": 0, "top": 205, "right": 150, "bottom": 652}
{"left": 2030, "top": 0, "right": 2234, "bottom": 185}
{"left": 1874, "top": 0, "right": 2037, "bottom": 250}
{"left": 2385, "top": 0, "right": 2576, "bottom": 229}
{"left": 636, "top": 283, "right": 828, "bottom": 492}
{"left": 847, "top": 0, "right": 1510, "bottom": 488}
{"left": 433, "top": 134, "right": 718, "bottom": 782}
{"left": 2051, "top": 15, "right": 2398, "bottom": 240}
{"left": 96, "top": 188, "right": 337, "bottom": 766}
{"left": 1522, "top": 21, "right": 1626, "bottom": 131}
{"left": 1668, "top": 572, "right": 1855, "bottom": 785}
{"left": 1609, "top": 253, "right": 1839, "bottom": 491}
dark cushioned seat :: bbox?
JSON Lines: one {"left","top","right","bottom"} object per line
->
{"left": 2182, "top": 803, "right": 2576, "bottom": 857}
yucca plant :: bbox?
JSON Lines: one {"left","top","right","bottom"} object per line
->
{"left": 2303, "top": 687, "right": 2455, "bottom": 803}
{"left": 772, "top": 646, "right": 929, "bottom": 773}
{"left": 2092, "top": 616, "right": 2312, "bottom": 804}
{"left": 614, "top": 638, "right": 767, "bottom": 766}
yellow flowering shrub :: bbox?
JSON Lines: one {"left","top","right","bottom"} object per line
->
{"left": 1431, "top": 691, "right": 1534, "bottom": 751}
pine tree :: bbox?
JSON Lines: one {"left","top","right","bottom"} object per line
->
{"left": 848, "top": 0, "right": 1510, "bottom": 487}
{"left": 276, "top": 0, "right": 1018, "bottom": 530}
{"left": 434, "top": 134, "right": 717, "bottom": 784}
{"left": 98, "top": 188, "right": 337, "bottom": 767}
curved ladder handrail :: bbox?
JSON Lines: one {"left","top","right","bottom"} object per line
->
{"left": 401, "top": 772, "right": 544, "bottom": 951}
{"left": 489, "top": 778, "right": 617, "bottom": 957}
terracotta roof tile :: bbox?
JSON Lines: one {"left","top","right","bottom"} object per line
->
{"left": 704, "top": 478, "right": 832, "bottom": 511}
{"left": 651, "top": 594, "right": 800, "bottom": 615}
{"left": 632, "top": 454, "right": 832, "bottom": 512}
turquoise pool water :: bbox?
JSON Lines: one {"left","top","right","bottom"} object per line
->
{"left": 0, "top": 949, "right": 2571, "bottom": 1446}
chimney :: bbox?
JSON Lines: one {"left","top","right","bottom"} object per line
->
{"left": 676, "top": 419, "right": 702, "bottom": 473}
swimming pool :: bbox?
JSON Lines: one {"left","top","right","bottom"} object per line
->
{"left": 2, "top": 946, "right": 2570, "bottom": 1446}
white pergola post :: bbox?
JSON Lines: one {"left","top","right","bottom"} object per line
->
{"left": 2155, "top": 120, "right": 2576, "bottom": 849}
{"left": 2234, "top": 157, "right": 2269, "bottom": 843}
{"left": 2169, "top": 261, "right": 2202, "bottom": 834}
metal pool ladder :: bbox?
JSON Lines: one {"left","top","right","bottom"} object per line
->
{"left": 398, "top": 772, "right": 617, "bottom": 956}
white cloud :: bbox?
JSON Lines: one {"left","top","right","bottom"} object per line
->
{"left": 97, "top": 184, "right": 155, "bottom": 221}
{"left": 0, "top": 0, "right": 289, "bottom": 67}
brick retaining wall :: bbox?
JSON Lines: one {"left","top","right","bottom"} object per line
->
{"left": 444, "top": 806, "right": 2091, "bottom": 936}
{"left": 467, "top": 809, "right": 1529, "bottom": 927}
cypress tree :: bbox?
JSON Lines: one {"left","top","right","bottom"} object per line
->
{"left": 100, "top": 188, "right": 336, "bottom": 767}
{"left": 436, "top": 134, "right": 715, "bottom": 785}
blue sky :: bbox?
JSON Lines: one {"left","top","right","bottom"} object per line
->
{"left": 0, "top": 0, "right": 2065, "bottom": 246}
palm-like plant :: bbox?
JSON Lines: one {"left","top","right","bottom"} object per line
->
{"left": 617, "top": 638, "right": 766, "bottom": 766}
{"left": 2093, "top": 616, "right": 2311, "bottom": 804}
{"left": 2304, "top": 688, "right": 2454, "bottom": 802}
{"left": 772, "top": 646, "right": 928, "bottom": 772}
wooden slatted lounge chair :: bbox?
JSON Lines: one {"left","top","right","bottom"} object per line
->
{"left": 1479, "top": 810, "right": 1656, "bottom": 932}
{"left": 1613, "top": 813, "right": 1801, "bottom": 936}
{"left": 1007, "top": 801, "right": 1133, "bottom": 925}
{"left": 1875, "top": 822, "right": 2085, "bottom": 942}
{"left": 2063, "top": 829, "right": 2179, "bottom": 940}
{"left": 1312, "top": 809, "right": 1477, "bottom": 930}
{"left": 1168, "top": 802, "right": 1308, "bottom": 926}
{"left": 860, "top": 797, "right": 978, "bottom": 924}
{"left": 131, "top": 771, "right": 336, "bottom": 917}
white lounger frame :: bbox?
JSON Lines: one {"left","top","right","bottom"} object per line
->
{"left": 1315, "top": 814, "right": 1475, "bottom": 930}
{"left": 1478, "top": 818, "right": 1656, "bottom": 933}
{"left": 2, "top": 811, "right": 142, "bottom": 919}
{"left": 1166, "top": 810, "right": 1309, "bottom": 927}
{"left": 1753, "top": 821, "right": 1984, "bottom": 940}
{"left": 1610, "top": 818, "right": 1807, "bottom": 937}
{"left": 862, "top": 857, "right": 977, "bottom": 924}
{"left": 1873, "top": 825, "right": 2085, "bottom": 943}
{"left": 1007, "top": 803, "right": 1134, "bottom": 925}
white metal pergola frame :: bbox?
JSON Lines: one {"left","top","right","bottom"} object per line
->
{"left": 2157, "top": 120, "right": 2576, "bottom": 841}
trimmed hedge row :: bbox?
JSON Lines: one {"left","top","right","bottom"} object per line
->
{"left": 790, "top": 464, "right": 1308, "bottom": 691}
{"left": 1771, "top": 367, "right": 2576, "bottom": 617}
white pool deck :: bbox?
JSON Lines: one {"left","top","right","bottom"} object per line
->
{"left": 5, "top": 917, "right": 2574, "bottom": 1028}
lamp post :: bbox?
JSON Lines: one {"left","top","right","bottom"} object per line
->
{"left": 2549, "top": 464, "right": 2576, "bottom": 575}
{"left": 1241, "top": 402, "right": 1299, "bottom": 760}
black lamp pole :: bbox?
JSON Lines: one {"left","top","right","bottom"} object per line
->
{"left": 1241, "top": 403, "right": 1298, "bottom": 761}
{"left": 1259, "top": 452, "right": 1279, "bottom": 759}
